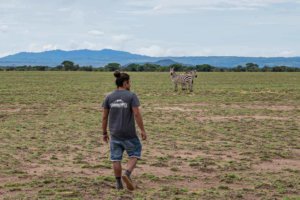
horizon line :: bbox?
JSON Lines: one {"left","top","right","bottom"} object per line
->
{"left": 1, "top": 48, "right": 300, "bottom": 59}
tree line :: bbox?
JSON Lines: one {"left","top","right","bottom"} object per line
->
{"left": 1, "top": 60, "right": 299, "bottom": 72}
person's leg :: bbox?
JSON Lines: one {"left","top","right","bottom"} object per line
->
{"left": 126, "top": 157, "right": 138, "bottom": 173}
{"left": 113, "top": 161, "right": 123, "bottom": 190}
{"left": 122, "top": 138, "right": 142, "bottom": 190}
{"left": 113, "top": 161, "right": 122, "bottom": 177}
{"left": 110, "top": 140, "right": 124, "bottom": 190}
{"left": 123, "top": 157, "right": 138, "bottom": 180}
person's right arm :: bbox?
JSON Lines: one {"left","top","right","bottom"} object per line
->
{"left": 132, "top": 107, "right": 147, "bottom": 140}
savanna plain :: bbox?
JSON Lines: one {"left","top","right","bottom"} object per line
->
{"left": 0, "top": 72, "right": 299, "bottom": 200}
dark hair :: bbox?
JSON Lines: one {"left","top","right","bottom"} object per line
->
{"left": 114, "top": 70, "right": 130, "bottom": 87}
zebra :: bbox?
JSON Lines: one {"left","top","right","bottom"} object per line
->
{"left": 185, "top": 70, "right": 198, "bottom": 91}
{"left": 170, "top": 67, "right": 196, "bottom": 92}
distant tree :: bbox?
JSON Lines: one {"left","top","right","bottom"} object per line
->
{"left": 143, "top": 63, "right": 160, "bottom": 71}
{"left": 195, "top": 64, "right": 214, "bottom": 72}
{"left": 169, "top": 63, "right": 184, "bottom": 71}
{"left": 262, "top": 65, "right": 272, "bottom": 72}
{"left": 95, "top": 67, "right": 105, "bottom": 72}
{"left": 137, "top": 65, "right": 145, "bottom": 72}
{"left": 219, "top": 67, "right": 226, "bottom": 72}
{"left": 61, "top": 60, "right": 76, "bottom": 71}
{"left": 79, "top": 66, "right": 93, "bottom": 71}
{"left": 272, "top": 66, "right": 288, "bottom": 72}
{"left": 157, "top": 66, "right": 169, "bottom": 72}
{"left": 233, "top": 65, "right": 245, "bottom": 72}
{"left": 185, "top": 66, "right": 195, "bottom": 71}
{"left": 104, "top": 63, "right": 121, "bottom": 71}
{"left": 286, "top": 67, "right": 300, "bottom": 72}
{"left": 125, "top": 63, "right": 139, "bottom": 71}
{"left": 34, "top": 66, "right": 48, "bottom": 71}
{"left": 245, "top": 63, "right": 259, "bottom": 72}
{"left": 52, "top": 64, "right": 63, "bottom": 71}
{"left": 212, "top": 67, "right": 221, "bottom": 72}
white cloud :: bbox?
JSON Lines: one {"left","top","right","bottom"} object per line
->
{"left": 27, "top": 43, "right": 58, "bottom": 52}
{"left": 279, "top": 50, "right": 295, "bottom": 57}
{"left": 153, "top": 4, "right": 163, "bottom": 11}
{"left": 0, "top": 0, "right": 299, "bottom": 57}
{"left": 88, "top": 30, "right": 105, "bottom": 36}
{"left": 28, "top": 43, "right": 41, "bottom": 52}
{"left": 42, "top": 44, "right": 58, "bottom": 51}
{"left": 112, "top": 34, "right": 132, "bottom": 43}
{"left": 135, "top": 45, "right": 218, "bottom": 57}
{"left": 81, "top": 41, "right": 98, "bottom": 50}
{"left": 67, "top": 41, "right": 98, "bottom": 50}
{"left": 57, "top": 7, "right": 72, "bottom": 12}
{"left": 0, "top": 25, "right": 8, "bottom": 33}
{"left": 0, "top": 1, "right": 18, "bottom": 9}
{"left": 136, "top": 45, "right": 166, "bottom": 56}
{"left": 123, "top": 0, "right": 296, "bottom": 14}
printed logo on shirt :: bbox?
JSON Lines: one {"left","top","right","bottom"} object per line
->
{"left": 110, "top": 99, "right": 128, "bottom": 108}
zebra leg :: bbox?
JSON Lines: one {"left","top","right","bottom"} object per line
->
{"left": 174, "top": 83, "right": 178, "bottom": 91}
{"left": 189, "top": 82, "right": 193, "bottom": 92}
{"left": 181, "top": 83, "right": 186, "bottom": 90}
{"left": 184, "top": 83, "right": 188, "bottom": 91}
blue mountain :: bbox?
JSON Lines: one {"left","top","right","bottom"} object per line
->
{"left": 0, "top": 49, "right": 154, "bottom": 67}
{"left": 0, "top": 49, "right": 300, "bottom": 67}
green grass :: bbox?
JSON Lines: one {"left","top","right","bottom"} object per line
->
{"left": 0, "top": 71, "right": 300, "bottom": 199}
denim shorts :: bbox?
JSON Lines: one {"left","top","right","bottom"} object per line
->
{"left": 110, "top": 137, "right": 142, "bottom": 161}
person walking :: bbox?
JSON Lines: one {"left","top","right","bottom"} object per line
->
{"left": 102, "top": 71, "right": 147, "bottom": 191}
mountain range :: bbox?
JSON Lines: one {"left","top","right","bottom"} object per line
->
{"left": 0, "top": 49, "right": 300, "bottom": 67}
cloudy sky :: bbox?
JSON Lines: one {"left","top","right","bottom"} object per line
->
{"left": 0, "top": 0, "right": 300, "bottom": 57}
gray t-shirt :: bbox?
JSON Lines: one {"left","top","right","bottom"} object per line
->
{"left": 102, "top": 90, "right": 140, "bottom": 140}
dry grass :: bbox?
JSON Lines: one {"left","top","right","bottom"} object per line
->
{"left": 0, "top": 72, "right": 299, "bottom": 200}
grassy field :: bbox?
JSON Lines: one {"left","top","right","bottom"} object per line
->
{"left": 0, "top": 71, "right": 299, "bottom": 200}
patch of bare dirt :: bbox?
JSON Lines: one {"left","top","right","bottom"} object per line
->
{"left": 197, "top": 115, "right": 292, "bottom": 122}
{"left": 136, "top": 165, "right": 175, "bottom": 177}
{"left": 21, "top": 146, "right": 110, "bottom": 177}
{"left": 173, "top": 103, "right": 299, "bottom": 111}
{"left": 221, "top": 104, "right": 299, "bottom": 111}
{"left": 175, "top": 103, "right": 211, "bottom": 107}
{"left": 150, "top": 103, "right": 299, "bottom": 114}
{"left": 172, "top": 149, "right": 207, "bottom": 159}
{"left": 139, "top": 173, "right": 252, "bottom": 193}
{"left": 0, "top": 106, "right": 40, "bottom": 115}
{"left": 292, "top": 149, "right": 300, "bottom": 158}
{"left": 141, "top": 178, "right": 216, "bottom": 191}
{"left": 154, "top": 106, "right": 204, "bottom": 112}
{"left": 210, "top": 150, "right": 244, "bottom": 161}
{"left": 0, "top": 108, "right": 21, "bottom": 113}
{"left": 252, "top": 159, "right": 300, "bottom": 171}
{"left": 25, "top": 162, "right": 111, "bottom": 177}
{"left": 0, "top": 176, "right": 21, "bottom": 184}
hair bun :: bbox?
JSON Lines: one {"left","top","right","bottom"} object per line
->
{"left": 114, "top": 70, "right": 121, "bottom": 78}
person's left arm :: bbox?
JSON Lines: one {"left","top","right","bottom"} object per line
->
{"left": 131, "top": 93, "right": 147, "bottom": 140}
{"left": 132, "top": 107, "right": 147, "bottom": 140}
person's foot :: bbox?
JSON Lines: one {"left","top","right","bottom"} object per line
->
{"left": 116, "top": 181, "right": 124, "bottom": 190}
{"left": 122, "top": 174, "right": 135, "bottom": 191}
{"left": 115, "top": 177, "right": 123, "bottom": 190}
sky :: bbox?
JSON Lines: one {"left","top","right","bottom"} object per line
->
{"left": 0, "top": 0, "right": 300, "bottom": 57}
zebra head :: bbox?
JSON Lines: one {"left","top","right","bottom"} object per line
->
{"left": 192, "top": 70, "right": 198, "bottom": 78}
{"left": 170, "top": 67, "right": 175, "bottom": 76}
{"left": 187, "top": 70, "right": 198, "bottom": 78}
